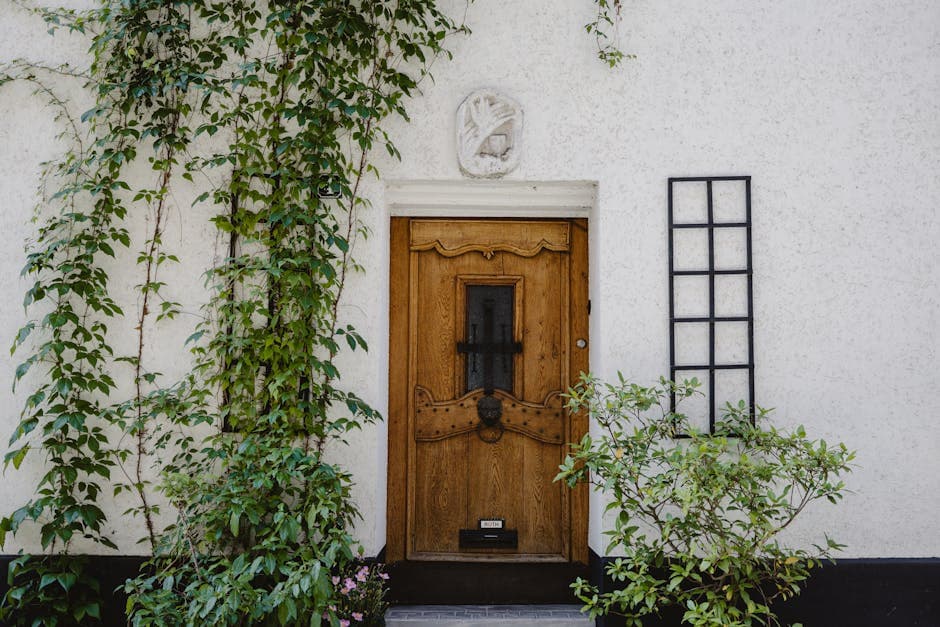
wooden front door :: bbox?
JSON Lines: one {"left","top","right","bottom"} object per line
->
{"left": 388, "top": 218, "right": 588, "bottom": 564}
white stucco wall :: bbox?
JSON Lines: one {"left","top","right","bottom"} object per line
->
{"left": 2, "top": 0, "right": 939, "bottom": 559}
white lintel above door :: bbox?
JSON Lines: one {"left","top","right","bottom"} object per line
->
{"left": 386, "top": 180, "right": 596, "bottom": 219}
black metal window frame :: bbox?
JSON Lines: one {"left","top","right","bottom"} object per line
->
{"left": 668, "top": 176, "right": 755, "bottom": 433}
{"left": 457, "top": 284, "right": 521, "bottom": 395}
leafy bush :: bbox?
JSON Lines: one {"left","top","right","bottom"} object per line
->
{"left": 556, "top": 375, "right": 854, "bottom": 627}
{"left": 0, "top": 555, "right": 101, "bottom": 625}
{"left": 125, "top": 430, "right": 366, "bottom": 626}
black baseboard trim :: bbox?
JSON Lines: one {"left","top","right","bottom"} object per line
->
{"left": 385, "top": 557, "right": 589, "bottom": 605}
{"left": 591, "top": 557, "right": 940, "bottom": 627}
{"left": 0, "top": 554, "right": 148, "bottom": 626}
{"left": 3, "top": 553, "right": 937, "bottom": 625}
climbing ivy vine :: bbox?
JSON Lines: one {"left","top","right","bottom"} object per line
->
{"left": 0, "top": 1, "right": 626, "bottom": 624}
{"left": 1, "top": 1, "right": 466, "bottom": 624}
{"left": 587, "top": 0, "right": 633, "bottom": 67}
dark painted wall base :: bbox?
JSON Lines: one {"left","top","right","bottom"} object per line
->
{"left": 0, "top": 554, "right": 147, "bottom": 626}
{"left": 590, "top": 555, "right": 940, "bottom": 627}
{"left": 386, "top": 559, "right": 588, "bottom": 605}
{"left": 2, "top": 553, "right": 937, "bottom": 626}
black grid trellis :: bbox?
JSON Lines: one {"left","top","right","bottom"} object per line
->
{"left": 668, "top": 176, "right": 755, "bottom": 433}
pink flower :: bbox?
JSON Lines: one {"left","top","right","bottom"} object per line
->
{"left": 379, "top": 572, "right": 390, "bottom": 580}
{"left": 355, "top": 567, "right": 368, "bottom": 582}
{"left": 332, "top": 576, "right": 340, "bottom": 585}
{"left": 352, "top": 612, "right": 363, "bottom": 621}
{"left": 343, "top": 577, "right": 357, "bottom": 592}
{"left": 340, "top": 621, "right": 350, "bottom": 627}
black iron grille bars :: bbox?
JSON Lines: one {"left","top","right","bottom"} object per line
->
{"left": 668, "top": 176, "right": 755, "bottom": 433}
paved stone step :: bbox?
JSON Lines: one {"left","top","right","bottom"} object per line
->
{"left": 384, "top": 604, "right": 593, "bottom": 627}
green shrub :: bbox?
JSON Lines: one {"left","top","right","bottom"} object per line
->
{"left": 556, "top": 375, "right": 854, "bottom": 627}
{"left": 125, "top": 431, "right": 365, "bottom": 626}
{"left": 0, "top": 555, "right": 101, "bottom": 625}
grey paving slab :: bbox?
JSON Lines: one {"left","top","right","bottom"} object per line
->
{"left": 385, "top": 604, "right": 593, "bottom": 626}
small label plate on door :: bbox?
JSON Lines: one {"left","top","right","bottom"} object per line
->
{"left": 479, "top": 518, "right": 504, "bottom": 529}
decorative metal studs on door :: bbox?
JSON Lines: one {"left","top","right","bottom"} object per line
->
{"left": 457, "top": 285, "right": 522, "bottom": 442}
{"left": 668, "top": 176, "right": 755, "bottom": 434}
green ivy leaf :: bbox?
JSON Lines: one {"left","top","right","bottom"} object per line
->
{"left": 14, "top": 358, "right": 33, "bottom": 382}
{"left": 0, "top": 517, "right": 10, "bottom": 548}
{"left": 5, "top": 446, "right": 29, "bottom": 470}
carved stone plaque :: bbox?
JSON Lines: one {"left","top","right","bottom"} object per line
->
{"left": 456, "top": 89, "right": 523, "bottom": 178}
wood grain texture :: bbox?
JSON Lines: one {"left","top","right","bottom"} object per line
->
{"left": 386, "top": 218, "right": 410, "bottom": 561}
{"left": 413, "top": 386, "right": 565, "bottom": 443}
{"left": 467, "top": 429, "right": 524, "bottom": 554}
{"left": 568, "top": 218, "right": 590, "bottom": 564}
{"left": 414, "top": 436, "right": 468, "bottom": 553}
{"left": 503, "top": 249, "right": 564, "bottom": 402}
{"left": 410, "top": 219, "right": 570, "bottom": 259}
{"left": 522, "top": 439, "right": 564, "bottom": 554}
{"left": 415, "top": 248, "right": 458, "bottom": 400}
{"left": 388, "top": 218, "right": 589, "bottom": 563}
{"left": 510, "top": 244, "right": 566, "bottom": 557}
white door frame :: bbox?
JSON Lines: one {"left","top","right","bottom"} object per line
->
{"left": 386, "top": 179, "right": 596, "bottom": 219}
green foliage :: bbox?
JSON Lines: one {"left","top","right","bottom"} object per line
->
{"left": 125, "top": 433, "right": 362, "bottom": 625}
{"left": 586, "top": 0, "right": 635, "bottom": 67}
{"left": 557, "top": 374, "right": 855, "bottom": 627}
{"left": 2, "top": 0, "right": 468, "bottom": 624}
{"left": 1, "top": 0, "right": 623, "bottom": 621}
{"left": 0, "top": 555, "right": 101, "bottom": 625}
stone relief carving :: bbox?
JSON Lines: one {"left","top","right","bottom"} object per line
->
{"left": 456, "top": 89, "right": 523, "bottom": 178}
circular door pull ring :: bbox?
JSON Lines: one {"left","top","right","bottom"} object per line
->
{"left": 477, "top": 421, "right": 505, "bottom": 443}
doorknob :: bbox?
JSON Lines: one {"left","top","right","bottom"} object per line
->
{"left": 575, "top": 338, "right": 587, "bottom": 349}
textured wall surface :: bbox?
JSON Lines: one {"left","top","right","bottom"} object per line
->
{"left": 1, "top": 0, "right": 938, "bottom": 559}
